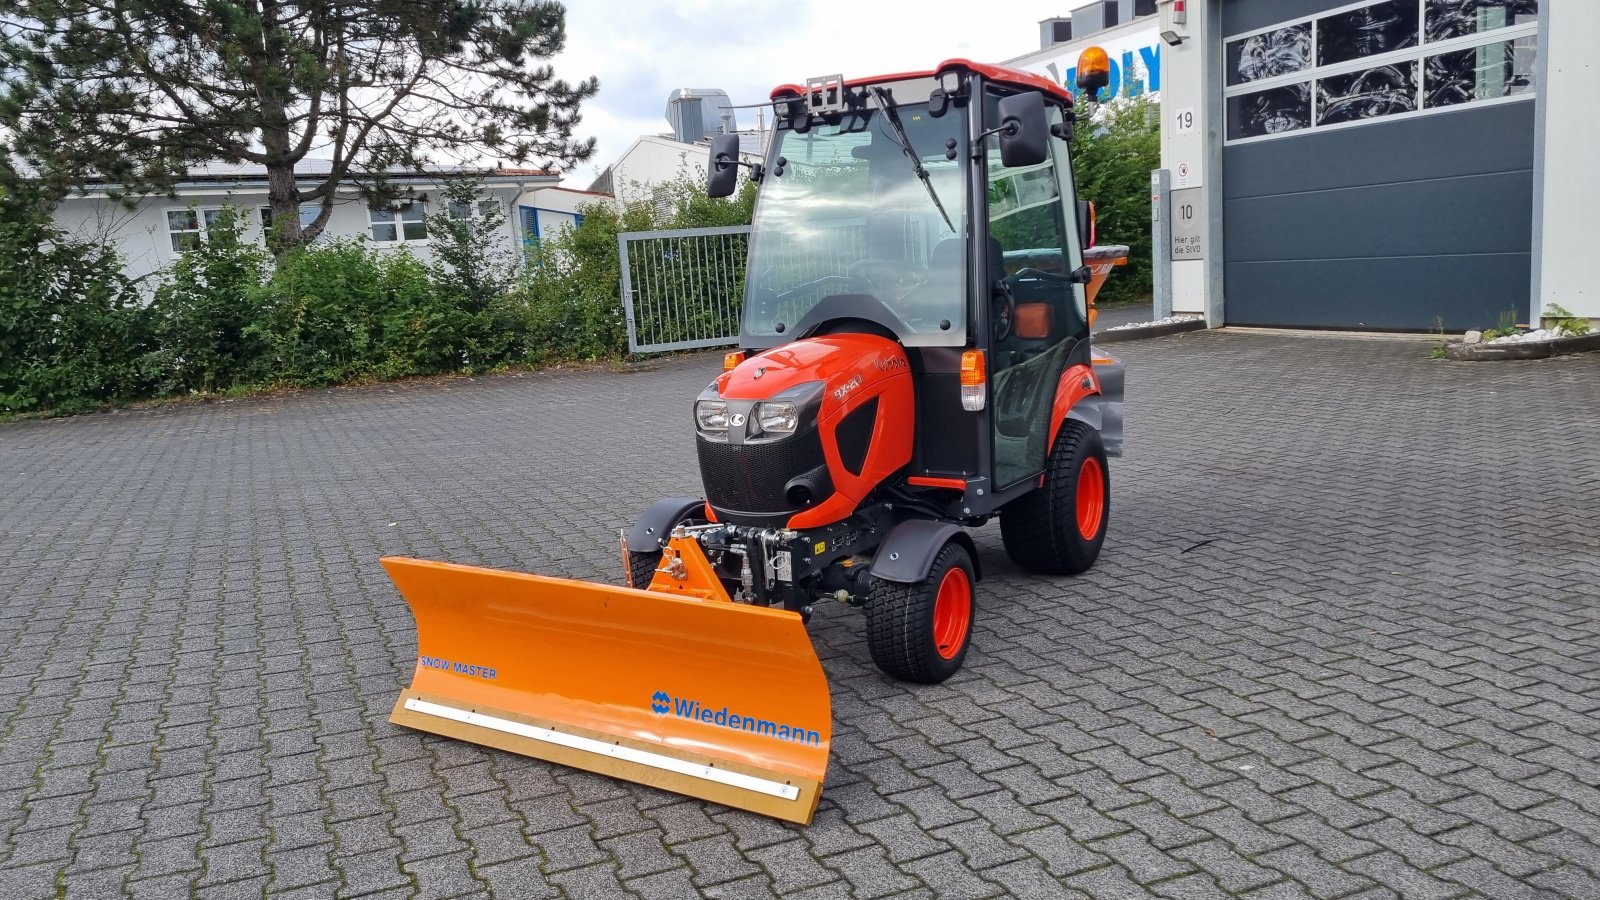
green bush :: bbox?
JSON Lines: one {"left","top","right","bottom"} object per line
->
{"left": 1071, "top": 94, "right": 1160, "bottom": 305}
{"left": 151, "top": 207, "right": 271, "bottom": 392}
{"left": 0, "top": 184, "right": 157, "bottom": 414}
{"left": 4, "top": 171, "right": 759, "bottom": 416}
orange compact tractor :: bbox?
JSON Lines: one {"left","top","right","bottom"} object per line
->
{"left": 384, "top": 53, "right": 1127, "bottom": 824}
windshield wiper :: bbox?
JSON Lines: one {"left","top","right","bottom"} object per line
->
{"left": 869, "top": 86, "right": 955, "bottom": 234}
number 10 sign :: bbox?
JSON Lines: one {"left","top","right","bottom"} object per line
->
{"left": 1170, "top": 188, "right": 1204, "bottom": 261}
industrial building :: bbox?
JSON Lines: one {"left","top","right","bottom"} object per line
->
{"left": 1010, "top": 0, "right": 1594, "bottom": 332}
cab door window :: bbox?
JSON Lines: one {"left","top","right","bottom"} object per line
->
{"left": 984, "top": 91, "right": 1087, "bottom": 489}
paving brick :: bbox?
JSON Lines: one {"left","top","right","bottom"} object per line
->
{"left": 1170, "top": 839, "right": 1282, "bottom": 894}
{"left": 820, "top": 845, "right": 919, "bottom": 898}
{"left": 745, "top": 840, "right": 836, "bottom": 894}
{"left": 1256, "top": 846, "right": 1375, "bottom": 900}
{"left": 899, "top": 850, "right": 1005, "bottom": 900}
{"left": 1010, "top": 824, "right": 1112, "bottom": 878}
{"left": 1342, "top": 850, "right": 1470, "bottom": 900}
{"left": 980, "top": 859, "right": 1093, "bottom": 900}
{"left": 1434, "top": 858, "right": 1563, "bottom": 900}
{"left": 5, "top": 337, "right": 1599, "bottom": 900}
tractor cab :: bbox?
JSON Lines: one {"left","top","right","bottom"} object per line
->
{"left": 707, "top": 60, "right": 1117, "bottom": 520}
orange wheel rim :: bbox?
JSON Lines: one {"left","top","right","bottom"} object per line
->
{"left": 1076, "top": 456, "right": 1105, "bottom": 541}
{"left": 932, "top": 565, "right": 972, "bottom": 660}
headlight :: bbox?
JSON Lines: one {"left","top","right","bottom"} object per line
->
{"left": 695, "top": 400, "right": 729, "bottom": 430}
{"left": 756, "top": 401, "right": 798, "bottom": 434}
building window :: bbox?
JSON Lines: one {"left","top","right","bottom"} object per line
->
{"left": 259, "top": 204, "right": 321, "bottom": 233}
{"left": 445, "top": 197, "right": 504, "bottom": 222}
{"left": 1317, "top": 61, "right": 1420, "bottom": 125}
{"left": 1224, "top": 0, "right": 1538, "bottom": 144}
{"left": 1227, "top": 23, "right": 1312, "bottom": 87}
{"left": 369, "top": 202, "right": 428, "bottom": 242}
{"left": 1424, "top": 33, "right": 1536, "bottom": 107}
{"left": 1425, "top": 0, "right": 1538, "bottom": 41}
{"left": 1316, "top": 1, "right": 1419, "bottom": 67}
{"left": 166, "top": 207, "right": 236, "bottom": 251}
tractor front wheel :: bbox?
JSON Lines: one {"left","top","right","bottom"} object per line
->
{"left": 866, "top": 541, "right": 976, "bottom": 684}
{"left": 625, "top": 550, "right": 664, "bottom": 590}
{"left": 625, "top": 511, "right": 707, "bottom": 590}
{"left": 1000, "top": 419, "right": 1109, "bottom": 575}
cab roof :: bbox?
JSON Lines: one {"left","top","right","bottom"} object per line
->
{"left": 770, "top": 58, "right": 1072, "bottom": 106}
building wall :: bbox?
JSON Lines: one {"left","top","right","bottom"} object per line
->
{"left": 1008, "top": 18, "right": 1164, "bottom": 102}
{"left": 608, "top": 137, "right": 715, "bottom": 208}
{"left": 53, "top": 183, "right": 527, "bottom": 284}
{"left": 1157, "top": 0, "right": 1218, "bottom": 318}
{"left": 515, "top": 186, "right": 613, "bottom": 247}
{"left": 1536, "top": 0, "right": 1599, "bottom": 321}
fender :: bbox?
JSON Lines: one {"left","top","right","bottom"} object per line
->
{"left": 626, "top": 497, "right": 706, "bottom": 551}
{"left": 869, "top": 520, "right": 982, "bottom": 585}
{"left": 1046, "top": 360, "right": 1125, "bottom": 458}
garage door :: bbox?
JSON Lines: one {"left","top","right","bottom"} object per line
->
{"left": 1220, "top": 0, "right": 1538, "bottom": 330}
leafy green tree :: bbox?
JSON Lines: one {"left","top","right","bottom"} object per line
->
{"left": 1071, "top": 93, "right": 1160, "bottom": 304}
{"left": 0, "top": 0, "right": 598, "bottom": 253}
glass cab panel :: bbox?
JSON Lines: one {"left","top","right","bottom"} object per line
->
{"left": 984, "top": 90, "right": 1088, "bottom": 490}
{"left": 740, "top": 77, "right": 969, "bottom": 348}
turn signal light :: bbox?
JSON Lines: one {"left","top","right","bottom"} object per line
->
{"left": 959, "top": 349, "right": 986, "bottom": 411}
{"left": 723, "top": 351, "right": 746, "bottom": 372}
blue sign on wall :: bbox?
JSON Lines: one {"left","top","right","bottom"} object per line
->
{"left": 1043, "top": 39, "right": 1162, "bottom": 102}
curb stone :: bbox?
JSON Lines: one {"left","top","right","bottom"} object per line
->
{"left": 1444, "top": 331, "right": 1600, "bottom": 361}
{"left": 1095, "top": 317, "right": 1207, "bottom": 344}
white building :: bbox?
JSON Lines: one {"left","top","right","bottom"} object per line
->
{"left": 513, "top": 185, "right": 616, "bottom": 249}
{"left": 51, "top": 160, "right": 561, "bottom": 283}
{"left": 588, "top": 133, "right": 762, "bottom": 214}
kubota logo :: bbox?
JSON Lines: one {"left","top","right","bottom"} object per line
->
{"left": 646, "top": 690, "right": 821, "bottom": 745}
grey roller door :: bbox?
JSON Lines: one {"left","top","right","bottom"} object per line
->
{"left": 1220, "top": 0, "right": 1536, "bottom": 331}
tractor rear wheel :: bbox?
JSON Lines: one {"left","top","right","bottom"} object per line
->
{"left": 866, "top": 541, "right": 975, "bottom": 684}
{"left": 1000, "top": 419, "right": 1109, "bottom": 575}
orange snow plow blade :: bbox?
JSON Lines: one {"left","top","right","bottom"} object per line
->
{"left": 382, "top": 555, "right": 831, "bottom": 824}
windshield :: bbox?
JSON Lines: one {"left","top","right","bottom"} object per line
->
{"left": 741, "top": 81, "right": 969, "bottom": 347}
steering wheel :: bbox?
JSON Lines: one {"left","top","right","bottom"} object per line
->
{"left": 776, "top": 274, "right": 850, "bottom": 302}
{"left": 846, "top": 258, "right": 905, "bottom": 297}
{"left": 1008, "top": 266, "right": 1073, "bottom": 283}
{"left": 992, "top": 281, "right": 1016, "bottom": 342}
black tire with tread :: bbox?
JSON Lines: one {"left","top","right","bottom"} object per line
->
{"left": 625, "top": 551, "right": 661, "bottom": 590}
{"left": 866, "top": 541, "right": 975, "bottom": 684}
{"left": 1000, "top": 419, "right": 1109, "bottom": 575}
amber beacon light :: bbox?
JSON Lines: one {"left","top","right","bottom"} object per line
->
{"left": 1076, "top": 46, "right": 1111, "bottom": 101}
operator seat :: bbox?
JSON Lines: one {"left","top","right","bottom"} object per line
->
{"left": 899, "top": 237, "right": 1007, "bottom": 328}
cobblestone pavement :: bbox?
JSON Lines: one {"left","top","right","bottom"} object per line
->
{"left": 3, "top": 331, "right": 1599, "bottom": 900}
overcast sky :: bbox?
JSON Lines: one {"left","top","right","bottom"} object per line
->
{"left": 548, "top": 0, "right": 1101, "bottom": 189}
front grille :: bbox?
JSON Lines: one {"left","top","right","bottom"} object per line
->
{"left": 698, "top": 429, "right": 827, "bottom": 514}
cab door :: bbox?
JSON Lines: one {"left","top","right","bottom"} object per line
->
{"left": 983, "top": 95, "right": 1089, "bottom": 490}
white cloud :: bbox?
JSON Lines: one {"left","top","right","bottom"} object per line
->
{"left": 550, "top": 0, "right": 1104, "bottom": 188}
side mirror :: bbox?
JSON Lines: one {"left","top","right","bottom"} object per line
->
{"left": 1076, "top": 47, "right": 1111, "bottom": 102}
{"left": 706, "top": 133, "right": 740, "bottom": 198}
{"left": 996, "top": 91, "right": 1049, "bottom": 168}
{"left": 1077, "top": 200, "right": 1097, "bottom": 249}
